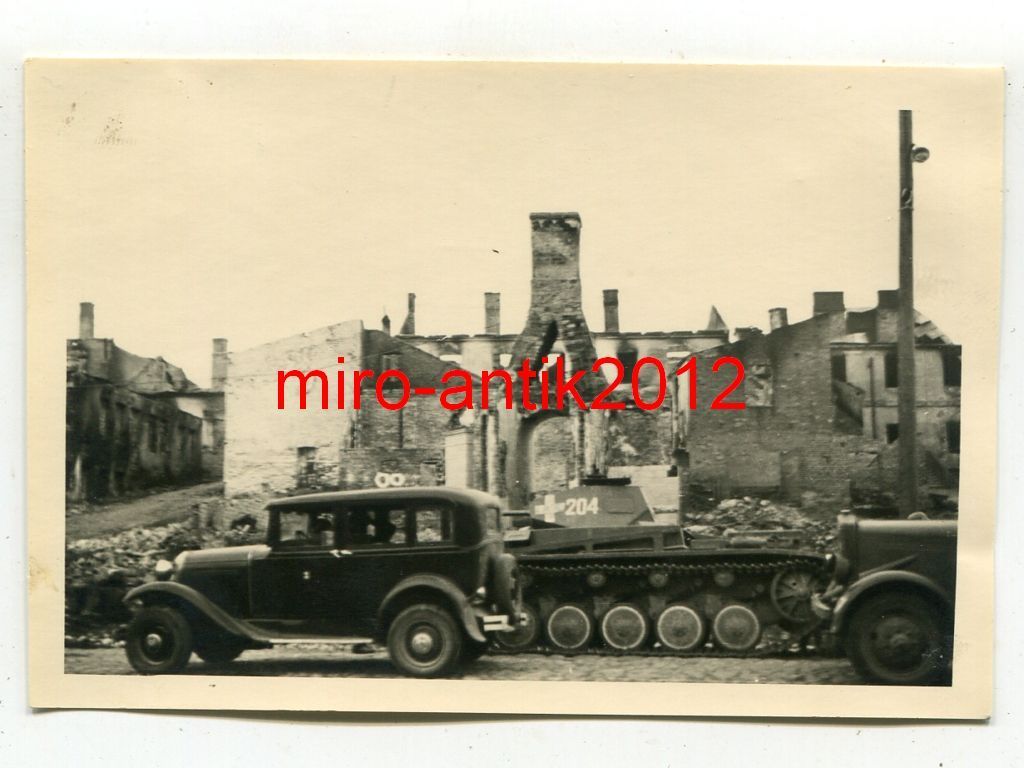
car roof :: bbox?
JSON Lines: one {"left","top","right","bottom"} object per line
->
{"left": 264, "top": 486, "right": 503, "bottom": 511}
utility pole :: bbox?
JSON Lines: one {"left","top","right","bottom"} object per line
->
{"left": 897, "top": 109, "right": 929, "bottom": 518}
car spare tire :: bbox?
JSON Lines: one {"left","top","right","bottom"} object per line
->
{"left": 489, "top": 553, "right": 519, "bottom": 617}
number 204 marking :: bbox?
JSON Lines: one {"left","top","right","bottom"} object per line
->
{"left": 564, "top": 497, "right": 600, "bottom": 516}
{"left": 676, "top": 356, "right": 746, "bottom": 410}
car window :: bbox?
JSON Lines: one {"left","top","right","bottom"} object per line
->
{"left": 276, "top": 509, "right": 336, "bottom": 547}
{"left": 481, "top": 506, "right": 501, "bottom": 536}
{"left": 415, "top": 507, "right": 453, "bottom": 544}
{"left": 346, "top": 508, "right": 409, "bottom": 548}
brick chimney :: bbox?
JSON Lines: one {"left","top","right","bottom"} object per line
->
{"left": 484, "top": 292, "right": 501, "bottom": 334}
{"left": 509, "top": 212, "right": 602, "bottom": 399}
{"left": 211, "top": 338, "right": 228, "bottom": 390}
{"left": 79, "top": 302, "right": 94, "bottom": 340}
{"left": 399, "top": 293, "right": 416, "bottom": 335}
{"left": 813, "top": 291, "right": 845, "bottom": 316}
{"left": 877, "top": 289, "right": 900, "bottom": 310}
{"left": 382, "top": 314, "right": 391, "bottom": 336}
{"left": 769, "top": 307, "right": 788, "bottom": 331}
{"left": 603, "top": 289, "right": 620, "bottom": 333}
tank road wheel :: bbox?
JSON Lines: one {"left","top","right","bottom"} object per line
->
{"left": 712, "top": 605, "right": 762, "bottom": 653}
{"left": 771, "top": 568, "right": 823, "bottom": 625}
{"left": 493, "top": 603, "right": 541, "bottom": 652}
{"left": 845, "top": 592, "right": 950, "bottom": 685}
{"left": 600, "top": 604, "right": 649, "bottom": 651}
{"left": 125, "top": 605, "right": 194, "bottom": 675}
{"left": 545, "top": 604, "right": 595, "bottom": 652}
{"left": 387, "top": 604, "right": 463, "bottom": 678}
{"left": 655, "top": 604, "right": 707, "bottom": 652}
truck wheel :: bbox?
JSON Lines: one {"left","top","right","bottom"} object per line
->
{"left": 194, "top": 634, "right": 247, "bottom": 665}
{"left": 387, "top": 604, "right": 463, "bottom": 678}
{"left": 845, "top": 592, "right": 950, "bottom": 685}
{"left": 125, "top": 605, "right": 194, "bottom": 675}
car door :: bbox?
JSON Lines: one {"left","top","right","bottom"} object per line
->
{"left": 249, "top": 506, "right": 363, "bottom": 631}
{"left": 335, "top": 505, "right": 416, "bottom": 630}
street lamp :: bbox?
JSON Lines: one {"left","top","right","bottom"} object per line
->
{"left": 897, "top": 110, "right": 929, "bottom": 519}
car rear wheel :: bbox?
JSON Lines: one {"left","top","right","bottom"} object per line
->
{"left": 387, "top": 604, "right": 463, "bottom": 678}
{"left": 845, "top": 591, "right": 951, "bottom": 685}
{"left": 125, "top": 605, "right": 193, "bottom": 675}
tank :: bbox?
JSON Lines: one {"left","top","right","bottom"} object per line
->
{"left": 497, "top": 478, "right": 830, "bottom": 655}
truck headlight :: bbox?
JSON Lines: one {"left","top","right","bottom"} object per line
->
{"left": 825, "top": 553, "right": 851, "bottom": 583}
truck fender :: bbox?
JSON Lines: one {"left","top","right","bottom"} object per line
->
{"left": 124, "top": 582, "right": 264, "bottom": 644}
{"left": 831, "top": 571, "right": 953, "bottom": 636}
{"left": 378, "top": 574, "right": 486, "bottom": 643}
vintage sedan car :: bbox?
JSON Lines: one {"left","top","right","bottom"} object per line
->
{"left": 814, "top": 513, "right": 957, "bottom": 686}
{"left": 123, "top": 487, "right": 521, "bottom": 678}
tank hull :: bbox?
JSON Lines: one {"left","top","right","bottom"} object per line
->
{"left": 501, "top": 526, "right": 830, "bottom": 655}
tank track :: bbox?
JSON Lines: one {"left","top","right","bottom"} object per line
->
{"left": 495, "top": 553, "right": 832, "bottom": 658}
{"left": 519, "top": 553, "right": 826, "bottom": 578}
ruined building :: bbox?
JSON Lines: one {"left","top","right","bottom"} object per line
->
{"left": 221, "top": 212, "right": 961, "bottom": 514}
{"left": 66, "top": 303, "right": 226, "bottom": 501}
{"left": 222, "top": 212, "right": 726, "bottom": 509}
{"left": 682, "top": 290, "right": 961, "bottom": 509}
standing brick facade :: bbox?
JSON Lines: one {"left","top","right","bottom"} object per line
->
{"left": 683, "top": 291, "right": 961, "bottom": 510}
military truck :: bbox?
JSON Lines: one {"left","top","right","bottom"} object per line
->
{"left": 813, "top": 513, "right": 957, "bottom": 685}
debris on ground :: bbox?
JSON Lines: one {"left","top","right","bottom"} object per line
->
{"left": 680, "top": 497, "right": 838, "bottom": 552}
{"left": 65, "top": 521, "right": 263, "bottom": 648}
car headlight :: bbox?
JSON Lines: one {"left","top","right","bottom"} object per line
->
{"left": 154, "top": 559, "right": 174, "bottom": 581}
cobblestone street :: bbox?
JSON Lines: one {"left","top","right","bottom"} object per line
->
{"left": 66, "top": 646, "right": 862, "bottom": 684}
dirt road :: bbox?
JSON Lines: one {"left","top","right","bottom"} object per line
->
{"left": 66, "top": 482, "right": 224, "bottom": 541}
{"left": 65, "top": 645, "right": 861, "bottom": 684}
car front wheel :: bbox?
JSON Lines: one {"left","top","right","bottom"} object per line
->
{"left": 845, "top": 591, "right": 951, "bottom": 685}
{"left": 125, "top": 605, "right": 194, "bottom": 675}
{"left": 387, "top": 604, "right": 463, "bottom": 678}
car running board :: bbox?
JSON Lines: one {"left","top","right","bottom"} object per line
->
{"left": 260, "top": 635, "right": 376, "bottom": 645}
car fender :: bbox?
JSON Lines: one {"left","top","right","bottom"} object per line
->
{"left": 831, "top": 570, "right": 953, "bottom": 636}
{"left": 124, "top": 581, "right": 264, "bottom": 643}
{"left": 378, "top": 574, "right": 486, "bottom": 643}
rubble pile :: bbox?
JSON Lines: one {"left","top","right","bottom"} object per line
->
{"left": 681, "top": 497, "right": 838, "bottom": 551}
{"left": 65, "top": 522, "right": 262, "bottom": 648}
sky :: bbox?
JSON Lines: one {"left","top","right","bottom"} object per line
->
{"left": 28, "top": 61, "right": 1002, "bottom": 387}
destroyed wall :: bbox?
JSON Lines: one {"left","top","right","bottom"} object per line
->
{"left": 224, "top": 320, "right": 490, "bottom": 499}
{"left": 223, "top": 320, "right": 363, "bottom": 497}
{"left": 685, "top": 298, "right": 962, "bottom": 508}
{"left": 65, "top": 380, "right": 203, "bottom": 501}
{"left": 66, "top": 306, "right": 208, "bottom": 501}
{"left": 685, "top": 312, "right": 867, "bottom": 505}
